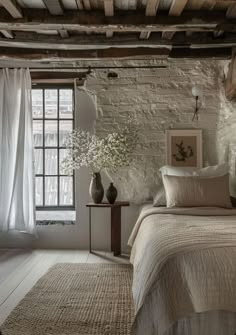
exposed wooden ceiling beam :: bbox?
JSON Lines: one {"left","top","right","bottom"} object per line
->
{"left": 58, "top": 29, "right": 69, "bottom": 38}
{"left": 0, "top": 47, "right": 171, "bottom": 60}
{"left": 0, "top": 46, "right": 231, "bottom": 61}
{"left": 140, "top": 31, "right": 151, "bottom": 39}
{"left": 227, "top": 3, "right": 236, "bottom": 18}
{"left": 145, "top": 0, "right": 160, "bottom": 16}
{"left": 104, "top": 1, "right": 114, "bottom": 38}
{"left": 0, "top": 0, "right": 22, "bottom": 18}
{"left": 42, "top": 1, "right": 70, "bottom": 40}
{"left": 161, "top": 31, "right": 175, "bottom": 40}
{"left": 0, "top": 30, "right": 13, "bottom": 38}
{"left": 169, "top": 0, "right": 188, "bottom": 16}
{"left": 1, "top": 32, "right": 236, "bottom": 49}
{"left": 0, "top": 10, "right": 233, "bottom": 33}
{"left": 141, "top": 0, "right": 160, "bottom": 39}
{"left": 43, "top": 0, "right": 64, "bottom": 15}
{"left": 185, "top": 0, "right": 206, "bottom": 10}
{"left": 104, "top": 0, "right": 114, "bottom": 16}
{"left": 76, "top": 0, "right": 84, "bottom": 10}
{"left": 83, "top": 0, "right": 91, "bottom": 10}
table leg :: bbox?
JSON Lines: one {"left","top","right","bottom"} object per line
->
{"left": 111, "top": 206, "right": 121, "bottom": 256}
{"left": 89, "top": 207, "right": 91, "bottom": 253}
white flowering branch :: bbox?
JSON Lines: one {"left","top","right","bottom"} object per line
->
{"left": 61, "top": 118, "right": 138, "bottom": 175}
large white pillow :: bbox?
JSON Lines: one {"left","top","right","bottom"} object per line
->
{"left": 154, "top": 163, "right": 230, "bottom": 207}
{"left": 163, "top": 174, "right": 232, "bottom": 209}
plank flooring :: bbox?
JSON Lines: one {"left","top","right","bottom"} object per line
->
{"left": 0, "top": 249, "right": 130, "bottom": 325}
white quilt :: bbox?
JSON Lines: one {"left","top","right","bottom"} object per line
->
{"left": 128, "top": 207, "right": 236, "bottom": 335}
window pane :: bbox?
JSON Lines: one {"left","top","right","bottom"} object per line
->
{"left": 45, "top": 89, "right": 57, "bottom": 119}
{"left": 45, "top": 149, "right": 58, "bottom": 175}
{"left": 59, "top": 120, "right": 73, "bottom": 147}
{"left": 59, "top": 89, "right": 73, "bottom": 119}
{"left": 60, "top": 177, "right": 73, "bottom": 206}
{"left": 35, "top": 177, "right": 43, "bottom": 206}
{"left": 45, "top": 120, "right": 58, "bottom": 147}
{"left": 59, "top": 149, "right": 72, "bottom": 175}
{"left": 32, "top": 89, "right": 43, "bottom": 119}
{"left": 45, "top": 177, "right": 58, "bottom": 206}
{"left": 34, "top": 149, "right": 43, "bottom": 175}
{"left": 33, "top": 120, "right": 43, "bottom": 147}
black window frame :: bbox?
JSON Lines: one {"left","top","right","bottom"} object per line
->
{"left": 32, "top": 83, "right": 75, "bottom": 211}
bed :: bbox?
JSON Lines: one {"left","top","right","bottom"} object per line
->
{"left": 128, "top": 205, "right": 236, "bottom": 335}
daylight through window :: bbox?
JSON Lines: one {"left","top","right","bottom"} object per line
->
{"left": 32, "top": 87, "right": 75, "bottom": 209}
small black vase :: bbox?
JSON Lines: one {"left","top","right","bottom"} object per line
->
{"left": 89, "top": 172, "right": 104, "bottom": 204}
{"left": 106, "top": 183, "right": 118, "bottom": 204}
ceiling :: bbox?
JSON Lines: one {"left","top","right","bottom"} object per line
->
{"left": 0, "top": 0, "right": 235, "bottom": 64}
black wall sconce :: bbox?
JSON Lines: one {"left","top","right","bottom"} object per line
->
{"left": 191, "top": 86, "right": 202, "bottom": 121}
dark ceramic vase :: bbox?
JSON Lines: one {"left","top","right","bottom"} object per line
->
{"left": 89, "top": 172, "right": 104, "bottom": 204}
{"left": 106, "top": 182, "right": 118, "bottom": 204}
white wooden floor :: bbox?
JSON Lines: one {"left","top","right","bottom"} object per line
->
{"left": 0, "top": 249, "right": 130, "bottom": 325}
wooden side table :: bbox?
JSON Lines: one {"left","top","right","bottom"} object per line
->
{"left": 86, "top": 202, "right": 130, "bottom": 256}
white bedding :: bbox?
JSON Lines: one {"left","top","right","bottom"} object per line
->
{"left": 128, "top": 206, "right": 236, "bottom": 335}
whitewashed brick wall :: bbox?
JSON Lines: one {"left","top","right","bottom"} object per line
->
{"left": 83, "top": 59, "right": 232, "bottom": 203}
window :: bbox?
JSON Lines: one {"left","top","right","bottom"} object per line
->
{"left": 32, "top": 86, "right": 75, "bottom": 210}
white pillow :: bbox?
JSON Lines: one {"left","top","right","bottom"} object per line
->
{"left": 195, "top": 163, "right": 229, "bottom": 177}
{"left": 159, "top": 165, "right": 196, "bottom": 177}
{"left": 160, "top": 163, "right": 229, "bottom": 178}
{"left": 155, "top": 163, "right": 230, "bottom": 207}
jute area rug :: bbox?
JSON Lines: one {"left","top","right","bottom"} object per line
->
{"left": 1, "top": 263, "right": 134, "bottom": 335}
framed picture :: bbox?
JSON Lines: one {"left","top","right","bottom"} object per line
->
{"left": 166, "top": 129, "right": 202, "bottom": 168}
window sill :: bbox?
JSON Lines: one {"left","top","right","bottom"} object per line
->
{"left": 36, "top": 210, "right": 76, "bottom": 225}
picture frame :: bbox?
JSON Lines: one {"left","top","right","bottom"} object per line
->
{"left": 166, "top": 129, "right": 202, "bottom": 168}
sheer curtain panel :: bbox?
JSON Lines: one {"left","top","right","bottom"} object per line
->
{"left": 0, "top": 68, "right": 36, "bottom": 234}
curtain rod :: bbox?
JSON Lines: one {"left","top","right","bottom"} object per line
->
{"left": 0, "top": 65, "right": 167, "bottom": 70}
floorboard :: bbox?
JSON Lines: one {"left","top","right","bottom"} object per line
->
{"left": 0, "top": 249, "right": 130, "bottom": 325}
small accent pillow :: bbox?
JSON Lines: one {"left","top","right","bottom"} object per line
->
{"left": 163, "top": 174, "right": 232, "bottom": 209}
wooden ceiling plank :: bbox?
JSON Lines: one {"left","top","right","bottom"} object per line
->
{"left": 185, "top": 0, "right": 206, "bottom": 10}
{"left": 141, "top": 0, "right": 160, "bottom": 39}
{"left": 0, "top": 10, "right": 233, "bottom": 33}
{"left": 201, "top": 0, "right": 216, "bottom": 10}
{"left": 106, "top": 31, "right": 114, "bottom": 37}
{"left": 0, "top": 30, "right": 13, "bottom": 38}
{"left": 76, "top": 0, "right": 84, "bottom": 10}
{"left": 140, "top": 31, "right": 151, "bottom": 39}
{"left": 43, "top": 1, "right": 70, "bottom": 40}
{"left": 43, "top": 0, "right": 64, "bottom": 15}
{"left": 104, "top": 0, "right": 114, "bottom": 16}
{"left": 59, "top": 29, "right": 69, "bottom": 38}
{"left": 227, "top": 3, "right": 236, "bottom": 18}
{"left": 0, "top": 0, "right": 22, "bottom": 18}
{"left": 83, "top": 0, "right": 91, "bottom": 10}
{"left": 145, "top": 0, "right": 160, "bottom": 15}
{"left": 169, "top": 0, "right": 188, "bottom": 16}
{"left": 161, "top": 0, "right": 188, "bottom": 41}
{"left": 104, "top": 0, "right": 114, "bottom": 38}
{"left": 162, "top": 31, "right": 175, "bottom": 39}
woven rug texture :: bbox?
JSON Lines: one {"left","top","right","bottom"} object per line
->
{"left": 1, "top": 263, "right": 134, "bottom": 335}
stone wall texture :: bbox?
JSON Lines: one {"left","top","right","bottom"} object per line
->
{"left": 83, "top": 59, "right": 235, "bottom": 203}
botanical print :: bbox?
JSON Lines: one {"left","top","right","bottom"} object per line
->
{"left": 166, "top": 129, "right": 202, "bottom": 168}
{"left": 171, "top": 136, "right": 197, "bottom": 167}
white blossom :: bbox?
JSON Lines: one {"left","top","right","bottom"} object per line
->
{"left": 61, "top": 119, "right": 138, "bottom": 174}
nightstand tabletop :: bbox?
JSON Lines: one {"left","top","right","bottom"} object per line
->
{"left": 86, "top": 201, "right": 130, "bottom": 208}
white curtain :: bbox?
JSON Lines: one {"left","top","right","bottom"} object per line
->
{"left": 0, "top": 68, "right": 36, "bottom": 234}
